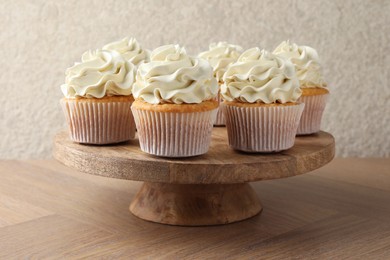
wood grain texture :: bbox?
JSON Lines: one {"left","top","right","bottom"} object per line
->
{"left": 130, "top": 183, "right": 262, "bottom": 226}
{"left": 53, "top": 128, "right": 335, "bottom": 184}
{"left": 0, "top": 159, "right": 390, "bottom": 258}
{"left": 0, "top": 195, "right": 53, "bottom": 228}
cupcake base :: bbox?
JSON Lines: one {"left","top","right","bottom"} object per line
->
{"left": 297, "top": 93, "right": 329, "bottom": 135}
{"left": 131, "top": 100, "right": 218, "bottom": 157}
{"left": 223, "top": 102, "right": 304, "bottom": 152}
{"left": 61, "top": 96, "right": 136, "bottom": 144}
{"left": 214, "top": 94, "right": 225, "bottom": 126}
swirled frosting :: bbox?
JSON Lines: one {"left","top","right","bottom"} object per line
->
{"left": 198, "top": 42, "right": 243, "bottom": 82}
{"left": 221, "top": 48, "right": 301, "bottom": 104}
{"left": 61, "top": 50, "right": 135, "bottom": 98}
{"left": 273, "top": 40, "right": 326, "bottom": 88}
{"left": 103, "top": 37, "right": 150, "bottom": 65}
{"left": 132, "top": 44, "right": 218, "bottom": 104}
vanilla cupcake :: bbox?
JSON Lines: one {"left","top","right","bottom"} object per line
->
{"left": 198, "top": 42, "right": 243, "bottom": 126}
{"left": 221, "top": 48, "right": 304, "bottom": 152}
{"left": 132, "top": 44, "right": 218, "bottom": 157}
{"left": 273, "top": 41, "right": 328, "bottom": 135}
{"left": 60, "top": 49, "right": 136, "bottom": 144}
{"left": 103, "top": 37, "right": 150, "bottom": 66}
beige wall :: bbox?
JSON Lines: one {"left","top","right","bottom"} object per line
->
{"left": 1, "top": 0, "right": 389, "bottom": 159}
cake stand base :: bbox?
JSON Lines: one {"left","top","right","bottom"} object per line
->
{"left": 129, "top": 182, "right": 262, "bottom": 226}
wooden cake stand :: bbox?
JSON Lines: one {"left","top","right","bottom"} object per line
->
{"left": 53, "top": 128, "right": 335, "bottom": 226}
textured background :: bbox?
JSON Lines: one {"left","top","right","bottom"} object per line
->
{"left": 1, "top": 0, "right": 389, "bottom": 159}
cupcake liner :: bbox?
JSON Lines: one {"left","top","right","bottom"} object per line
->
{"left": 297, "top": 94, "right": 329, "bottom": 135}
{"left": 223, "top": 103, "right": 304, "bottom": 152}
{"left": 131, "top": 107, "right": 217, "bottom": 157}
{"left": 214, "top": 94, "right": 225, "bottom": 126}
{"left": 61, "top": 99, "right": 136, "bottom": 144}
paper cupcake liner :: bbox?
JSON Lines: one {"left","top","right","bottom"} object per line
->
{"left": 223, "top": 103, "right": 304, "bottom": 152}
{"left": 297, "top": 94, "right": 329, "bottom": 135}
{"left": 131, "top": 107, "right": 217, "bottom": 157}
{"left": 61, "top": 99, "right": 136, "bottom": 144}
{"left": 214, "top": 94, "right": 225, "bottom": 126}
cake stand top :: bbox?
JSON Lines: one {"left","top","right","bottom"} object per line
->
{"left": 53, "top": 128, "right": 335, "bottom": 184}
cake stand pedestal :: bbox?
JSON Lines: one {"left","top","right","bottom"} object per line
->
{"left": 53, "top": 128, "right": 335, "bottom": 226}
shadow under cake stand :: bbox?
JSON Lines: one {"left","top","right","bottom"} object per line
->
{"left": 53, "top": 128, "right": 335, "bottom": 226}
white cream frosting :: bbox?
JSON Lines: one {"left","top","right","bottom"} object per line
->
{"left": 198, "top": 42, "right": 243, "bottom": 82}
{"left": 132, "top": 44, "right": 218, "bottom": 104}
{"left": 221, "top": 48, "right": 301, "bottom": 104}
{"left": 273, "top": 40, "right": 326, "bottom": 88}
{"left": 61, "top": 50, "right": 135, "bottom": 98}
{"left": 103, "top": 37, "right": 150, "bottom": 66}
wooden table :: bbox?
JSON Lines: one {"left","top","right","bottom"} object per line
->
{"left": 0, "top": 159, "right": 389, "bottom": 258}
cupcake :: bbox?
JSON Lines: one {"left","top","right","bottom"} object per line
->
{"left": 131, "top": 44, "right": 219, "bottom": 157}
{"left": 273, "top": 40, "right": 329, "bottom": 135}
{"left": 103, "top": 37, "right": 150, "bottom": 66}
{"left": 60, "top": 49, "right": 136, "bottom": 144}
{"left": 221, "top": 48, "right": 304, "bottom": 152}
{"left": 198, "top": 42, "right": 243, "bottom": 126}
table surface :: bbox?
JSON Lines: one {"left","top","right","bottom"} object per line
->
{"left": 1, "top": 158, "right": 390, "bottom": 259}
